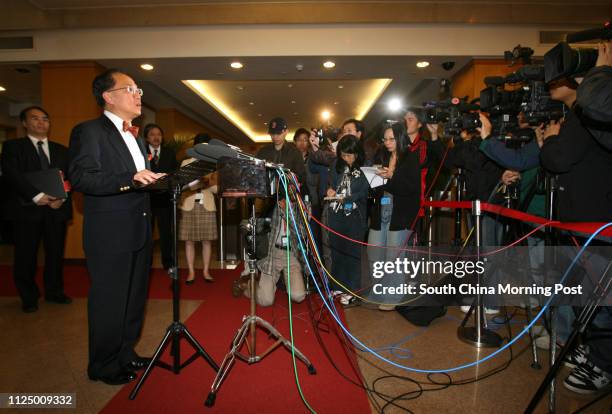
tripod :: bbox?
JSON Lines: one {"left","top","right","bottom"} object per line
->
{"left": 205, "top": 199, "right": 316, "bottom": 408}
{"left": 526, "top": 259, "right": 612, "bottom": 413}
{"left": 130, "top": 172, "right": 219, "bottom": 400}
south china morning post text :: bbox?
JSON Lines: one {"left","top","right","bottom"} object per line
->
{"left": 369, "top": 256, "right": 584, "bottom": 305}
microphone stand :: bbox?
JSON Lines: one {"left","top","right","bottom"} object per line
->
{"left": 129, "top": 163, "right": 219, "bottom": 400}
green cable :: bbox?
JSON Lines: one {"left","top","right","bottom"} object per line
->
{"left": 282, "top": 173, "right": 317, "bottom": 414}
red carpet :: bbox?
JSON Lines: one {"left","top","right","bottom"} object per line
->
{"left": 0, "top": 264, "right": 372, "bottom": 413}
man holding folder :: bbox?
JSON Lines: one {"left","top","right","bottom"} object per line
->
{"left": 0, "top": 106, "right": 72, "bottom": 313}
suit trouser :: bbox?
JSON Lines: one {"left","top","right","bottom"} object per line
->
{"left": 152, "top": 205, "right": 173, "bottom": 269}
{"left": 12, "top": 215, "right": 67, "bottom": 306}
{"left": 254, "top": 248, "right": 305, "bottom": 307}
{"left": 86, "top": 240, "right": 152, "bottom": 378}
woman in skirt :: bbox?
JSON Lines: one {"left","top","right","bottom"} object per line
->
{"left": 179, "top": 133, "right": 218, "bottom": 284}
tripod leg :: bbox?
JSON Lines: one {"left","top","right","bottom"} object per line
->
{"left": 255, "top": 317, "right": 316, "bottom": 374}
{"left": 129, "top": 325, "right": 174, "bottom": 400}
{"left": 206, "top": 321, "right": 250, "bottom": 408}
{"left": 524, "top": 305, "right": 541, "bottom": 370}
{"left": 182, "top": 325, "right": 220, "bottom": 372}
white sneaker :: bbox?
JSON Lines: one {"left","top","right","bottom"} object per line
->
{"left": 564, "top": 344, "right": 589, "bottom": 369}
{"left": 564, "top": 360, "right": 612, "bottom": 394}
{"left": 339, "top": 294, "right": 356, "bottom": 306}
{"left": 460, "top": 305, "right": 499, "bottom": 315}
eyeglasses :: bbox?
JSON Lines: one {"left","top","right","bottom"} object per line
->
{"left": 107, "top": 85, "right": 144, "bottom": 97}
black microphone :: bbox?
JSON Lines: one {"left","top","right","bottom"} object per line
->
{"left": 208, "top": 138, "right": 229, "bottom": 147}
{"left": 186, "top": 148, "right": 217, "bottom": 163}
{"left": 193, "top": 143, "right": 238, "bottom": 160}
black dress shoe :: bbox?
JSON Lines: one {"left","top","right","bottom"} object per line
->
{"left": 22, "top": 304, "right": 38, "bottom": 313}
{"left": 45, "top": 295, "right": 73, "bottom": 304}
{"left": 89, "top": 369, "right": 137, "bottom": 385}
{"left": 124, "top": 356, "right": 152, "bottom": 371}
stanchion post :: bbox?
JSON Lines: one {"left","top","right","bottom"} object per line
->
{"left": 457, "top": 199, "right": 502, "bottom": 348}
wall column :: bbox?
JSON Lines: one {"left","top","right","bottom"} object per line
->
{"left": 41, "top": 61, "right": 104, "bottom": 259}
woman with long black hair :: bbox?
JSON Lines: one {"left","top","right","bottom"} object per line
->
{"left": 368, "top": 122, "right": 421, "bottom": 310}
{"left": 326, "top": 135, "right": 369, "bottom": 305}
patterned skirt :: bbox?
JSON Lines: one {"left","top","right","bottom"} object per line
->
{"left": 178, "top": 203, "right": 218, "bottom": 241}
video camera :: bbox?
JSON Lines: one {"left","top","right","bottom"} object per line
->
{"left": 311, "top": 126, "right": 339, "bottom": 147}
{"left": 480, "top": 64, "right": 565, "bottom": 145}
{"left": 544, "top": 22, "right": 612, "bottom": 83}
{"left": 424, "top": 97, "right": 481, "bottom": 137}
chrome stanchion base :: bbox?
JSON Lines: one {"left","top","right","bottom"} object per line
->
{"left": 457, "top": 325, "right": 502, "bottom": 348}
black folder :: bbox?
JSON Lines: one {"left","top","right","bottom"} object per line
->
{"left": 24, "top": 168, "right": 67, "bottom": 199}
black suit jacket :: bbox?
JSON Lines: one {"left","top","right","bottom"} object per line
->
{"left": 0, "top": 137, "right": 72, "bottom": 222}
{"left": 68, "top": 115, "right": 151, "bottom": 255}
{"left": 147, "top": 145, "right": 178, "bottom": 208}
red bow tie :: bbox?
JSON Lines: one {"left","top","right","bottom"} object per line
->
{"left": 122, "top": 121, "right": 139, "bottom": 138}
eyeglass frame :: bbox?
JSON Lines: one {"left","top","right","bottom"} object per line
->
{"left": 106, "top": 85, "right": 144, "bottom": 97}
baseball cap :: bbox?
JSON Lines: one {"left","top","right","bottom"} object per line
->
{"left": 268, "top": 117, "right": 288, "bottom": 134}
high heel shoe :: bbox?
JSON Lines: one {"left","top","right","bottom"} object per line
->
{"left": 185, "top": 274, "right": 195, "bottom": 285}
{"left": 203, "top": 273, "right": 215, "bottom": 283}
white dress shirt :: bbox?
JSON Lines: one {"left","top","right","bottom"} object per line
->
{"left": 104, "top": 110, "right": 146, "bottom": 172}
{"left": 148, "top": 144, "right": 161, "bottom": 159}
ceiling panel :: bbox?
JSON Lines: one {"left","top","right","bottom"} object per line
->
{"left": 184, "top": 78, "right": 391, "bottom": 141}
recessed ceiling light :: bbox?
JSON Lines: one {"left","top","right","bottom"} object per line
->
{"left": 230, "top": 61, "right": 243, "bottom": 69}
{"left": 416, "top": 61, "right": 430, "bottom": 68}
{"left": 236, "top": 85, "right": 244, "bottom": 91}
{"left": 140, "top": 63, "right": 154, "bottom": 71}
{"left": 0, "top": 86, "right": 5, "bottom": 92}
{"left": 291, "top": 100, "right": 296, "bottom": 104}
{"left": 257, "top": 113, "right": 262, "bottom": 117}
{"left": 264, "top": 122, "right": 268, "bottom": 125}
{"left": 321, "top": 110, "right": 331, "bottom": 121}
{"left": 293, "top": 112, "right": 298, "bottom": 115}
{"left": 323, "top": 61, "right": 336, "bottom": 69}
{"left": 288, "top": 84, "right": 293, "bottom": 88}
{"left": 334, "top": 101, "right": 339, "bottom": 105}
{"left": 249, "top": 102, "right": 255, "bottom": 106}
{"left": 337, "top": 85, "right": 344, "bottom": 89}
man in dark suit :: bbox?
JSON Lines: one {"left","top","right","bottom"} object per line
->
{"left": 0, "top": 106, "right": 73, "bottom": 313}
{"left": 68, "top": 69, "right": 164, "bottom": 385}
{"left": 143, "top": 123, "right": 178, "bottom": 270}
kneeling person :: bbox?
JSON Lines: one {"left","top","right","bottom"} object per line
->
{"left": 246, "top": 200, "right": 306, "bottom": 306}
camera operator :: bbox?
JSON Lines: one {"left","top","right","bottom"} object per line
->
{"left": 478, "top": 112, "right": 546, "bottom": 219}
{"left": 576, "top": 41, "right": 612, "bottom": 150}
{"left": 232, "top": 117, "right": 308, "bottom": 306}
{"left": 308, "top": 118, "right": 366, "bottom": 167}
{"left": 538, "top": 73, "right": 612, "bottom": 395}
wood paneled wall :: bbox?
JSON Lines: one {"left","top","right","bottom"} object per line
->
{"left": 41, "top": 61, "right": 104, "bottom": 259}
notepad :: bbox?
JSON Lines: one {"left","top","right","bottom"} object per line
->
{"left": 360, "top": 167, "right": 387, "bottom": 188}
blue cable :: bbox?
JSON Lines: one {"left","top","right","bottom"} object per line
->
{"left": 276, "top": 169, "right": 612, "bottom": 373}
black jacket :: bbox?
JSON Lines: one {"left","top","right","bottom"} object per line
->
{"left": 1, "top": 137, "right": 72, "bottom": 222}
{"left": 68, "top": 115, "right": 151, "bottom": 255}
{"left": 540, "top": 109, "right": 612, "bottom": 222}
{"left": 577, "top": 66, "right": 612, "bottom": 151}
{"left": 444, "top": 137, "right": 503, "bottom": 202}
{"left": 370, "top": 151, "right": 421, "bottom": 231}
{"left": 257, "top": 141, "right": 307, "bottom": 192}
